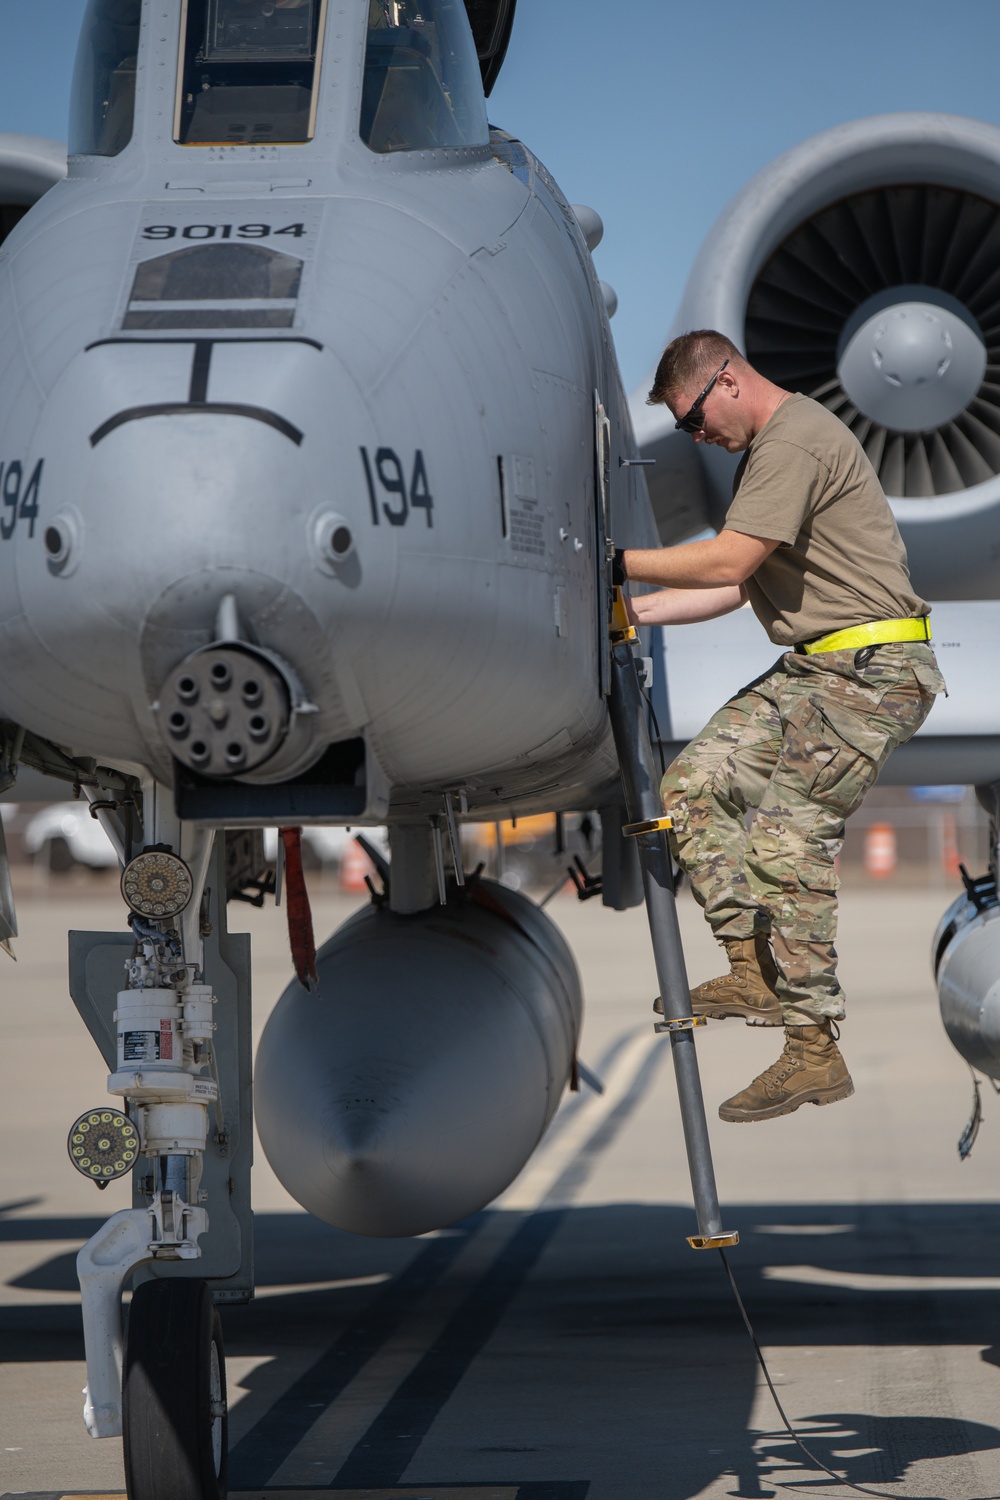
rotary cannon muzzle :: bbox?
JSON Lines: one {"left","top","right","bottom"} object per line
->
{"left": 158, "top": 643, "right": 292, "bottom": 778}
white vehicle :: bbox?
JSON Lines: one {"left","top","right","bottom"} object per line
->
{"left": 24, "top": 803, "right": 119, "bottom": 871}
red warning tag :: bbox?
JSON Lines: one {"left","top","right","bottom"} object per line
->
{"left": 159, "top": 1018, "right": 173, "bottom": 1060}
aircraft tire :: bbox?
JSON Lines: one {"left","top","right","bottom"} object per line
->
{"left": 122, "top": 1278, "right": 228, "bottom": 1500}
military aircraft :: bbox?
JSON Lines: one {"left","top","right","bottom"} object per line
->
{"left": 4, "top": 3, "right": 1000, "bottom": 1496}
{"left": 0, "top": 2, "right": 682, "bottom": 1494}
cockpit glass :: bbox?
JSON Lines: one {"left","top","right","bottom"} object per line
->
{"left": 204, "top": 0, "right": 316, "bottom": 59}
{"left": 69, "top": 0, "right": 141, "bottom": 157}
{"left": 361, "top": 0, "right": 489, "bottom": 154}
{"left": 175, "top": 0, "right": 328, "bottom": 146}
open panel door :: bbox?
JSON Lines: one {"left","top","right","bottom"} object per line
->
{"left": 594, "top": 390, "right": 613, "bottom": 696}
{"left": 463, "top": 0, "right": 517, "bottom": 95}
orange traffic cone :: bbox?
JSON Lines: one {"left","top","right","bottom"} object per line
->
{"left": 940, "top": 812, "right": 961, "bottom": 879}
{"left": 340, "top": 838, "right": 371, "bottom": 893}
{"left": 864, "top": 822, "right": 897, "bottom": 879}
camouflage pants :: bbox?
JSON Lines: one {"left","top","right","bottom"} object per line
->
{"left": 660, "top": 643, "right": 943, "bottom": 1025}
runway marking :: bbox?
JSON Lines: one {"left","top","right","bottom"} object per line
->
{"left": 330, "top": 1212, "right": 567, "bottom": 1490}
{"left": 753, "top": 1222, "right": 855, "bottom": 1236}
{"left": 31, "top": 1492, "right": 521, "bottom": 1499}
{"left": 255, "top": 1274, "right": 392, "bottom": 1298}
{"left": 498, "top": 1026, "right": 659, "bottom": 1210}
{"left": 764, "top": 1263, "right": 1000, "bottom": 1292}
{"left": 247, "top": 1030, "right": 663, "bottom": 1486}
{"left": 9, "top": 1486, "right": 588, "bottom": 1499}
{"left": 274, "top": 1488, "right": 519, "bottom": 1497}
{"left": 13, "top": 1491, "right": 521, "bottom": 1499}
{"left": 227, "top": 1224, "right": 489, "bottom": 1486}
{"left": 326, "top": 1035, "right": 667, "bottom": 1491}
{"left": 264, "top": 1216, "right": 519, "bottom": 1486}
{"left": 229, "top": 1025, "right": 663, "bottom": 1489}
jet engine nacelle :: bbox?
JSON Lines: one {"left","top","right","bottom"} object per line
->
{"left": 633, "top": 112, "right": 1000, "bottom": 600}
{"left": 255, "top": 879, "right": 581, "bottom": 1237}
{"left": 0, "top": 133, "right": 65, "bottom": 241}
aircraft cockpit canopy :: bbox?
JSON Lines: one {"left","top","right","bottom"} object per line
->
{"left": 175, "top": 0, "right": 328, "bottom": 146}
{"left": 361, "top": 0, "right": 489, "bottom": 154}
{"left": 69, "top": 0, "right": 142, "bottom": 157}
{"left": 69, "top": 0, "right": 493, "bottom": 157}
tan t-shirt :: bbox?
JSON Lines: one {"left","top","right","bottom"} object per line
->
{"left": 724, "top": 394, "right": 928, "bottom": 647}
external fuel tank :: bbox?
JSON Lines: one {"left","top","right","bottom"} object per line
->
{"left": 935, "top": 885, "right": 1000, "bottom": 1079}
{"left": 255, "top": 879, "right": 582, "bottom": 1237}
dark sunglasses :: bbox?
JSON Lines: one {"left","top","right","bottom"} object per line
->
{"left": 674, "top": 358, "right": 730, "bottom": 433}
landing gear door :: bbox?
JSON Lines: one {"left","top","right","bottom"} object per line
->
{"left": 594, "top": 391, "right": 613, "bottom": 696}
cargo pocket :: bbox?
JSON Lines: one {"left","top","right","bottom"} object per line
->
{"left": 910, "top": 657, "right": 947, "bottom": 697}
{"left": 798, "top": 856, "right": 840, "bottom": 899}
{"left": 769, "top": 700, "right": 839, "bottom": 802}
{"left": 843, "top": 651, "right": 907, "bottom": 700}
{"left": 793, "top": 858, "right": 841, "bottom": 943}
{"left": 746, "top": 827, "right": 797, "bottom": 900}
{"left": 746, "top": 835, "right": 839, "bottom": 935}
{"left": 807, "top": 699, "right": 893, "bottom": 818}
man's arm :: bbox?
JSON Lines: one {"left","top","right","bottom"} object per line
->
{"left": 622, "top": 529, "right": 779, "bottom": 588}
{"left": 626, "top": 584, "right": 747, "bottom": 627}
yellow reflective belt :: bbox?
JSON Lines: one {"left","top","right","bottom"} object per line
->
{"left": 798, "top": 616, "right": 932, "bottom": 655}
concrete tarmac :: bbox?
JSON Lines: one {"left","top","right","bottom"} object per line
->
{"left": 3, "top": 869, "right": 1000, "bottom": 1499}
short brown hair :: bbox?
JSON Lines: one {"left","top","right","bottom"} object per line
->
{"left": 647, "top": 330, "right": 745, "bottom": 407}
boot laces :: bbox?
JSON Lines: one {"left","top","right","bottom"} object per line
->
{"left": 755, "top": 1052, "right": 803, "bottom": 1098}
{"left": 700, "top": 970, "right": 747, "bottom": 996}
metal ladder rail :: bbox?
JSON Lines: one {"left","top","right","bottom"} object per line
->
{"left": 606, "top": 590, "right": 737, "bottom": 1251}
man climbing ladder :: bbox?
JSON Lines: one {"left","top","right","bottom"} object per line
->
{"left": 618, "top": 330, "right": 945, "bottom": 1123}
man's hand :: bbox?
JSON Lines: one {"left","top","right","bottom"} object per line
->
{"left": 621, "top": 529, "right": 779, "bottom": 589}
{"left": 626, "top": 584, "right": 747, "bottom": 627}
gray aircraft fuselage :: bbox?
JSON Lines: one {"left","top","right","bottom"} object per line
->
{"left": 0, "top": 0, "right": 656, "bottom": 827}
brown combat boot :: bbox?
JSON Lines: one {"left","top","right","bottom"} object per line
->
{"left": 669, "top": 934, "right": 782, "bottom": 1025}
{"left": 718, "top": 1020, "right": 854, "bottom": 1122}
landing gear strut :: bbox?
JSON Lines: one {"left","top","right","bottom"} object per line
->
{"left": 123, "top": 1278, "right": 228, "bottom": 1500}
{"left": 71, "top": 820, "right": 253, "bottom": 1497}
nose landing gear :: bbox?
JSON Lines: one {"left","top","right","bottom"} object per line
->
{"left": 71, "top": 826, "right": 252, "bottom": 1500}
{"left": 123, "top": 1278, "right": 228, "bottom": 1500}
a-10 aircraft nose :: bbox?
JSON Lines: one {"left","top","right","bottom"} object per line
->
{"left": 6, "top": 182, "right": 604, "bottom": 794}
{"left": 10, "top": 335, "right": 391, "bottom": 780}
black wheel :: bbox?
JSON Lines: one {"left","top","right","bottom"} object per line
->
{"left": 123, "top": 1278, "right": 228, "bottom": 1500}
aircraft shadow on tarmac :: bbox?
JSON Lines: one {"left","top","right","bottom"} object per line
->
{"left": 4, "top": 1199, "right": 1000, "bottom": 1496}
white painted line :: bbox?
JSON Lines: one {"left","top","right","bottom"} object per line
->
{"left": 274, "top": 1026, "right": 662, "bottom": 1484}
{"left": 254, "top": 1274, "right": 390, "bottom": 1299}
{"left": 753, "top": 1222, "right": 855, "bottom": 1236}
{"left": 270, "top": 1215, "right": 517, "bottom": 1486}
{"left": 763, "top": 1263, "right": 1000, "bottom": 1292}
{"left": 498, "top": 1026, "right": 658, "bottom": 1212}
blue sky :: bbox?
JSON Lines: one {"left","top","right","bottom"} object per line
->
{"left": 3, "top": 2, "right": 999, "bottom": 391}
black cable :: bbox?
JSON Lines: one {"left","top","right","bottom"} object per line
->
{"left": 637, "top": 673, "right": 687, "bottom": 892}
{"left": 718, "top": 1249, "right": 944, "bottom": 1500}
{"left": 638, "top": 676, "right": 667, "bottom": 780}
{"left": 128, "top": 912, "right": 168, "bottom": 942}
